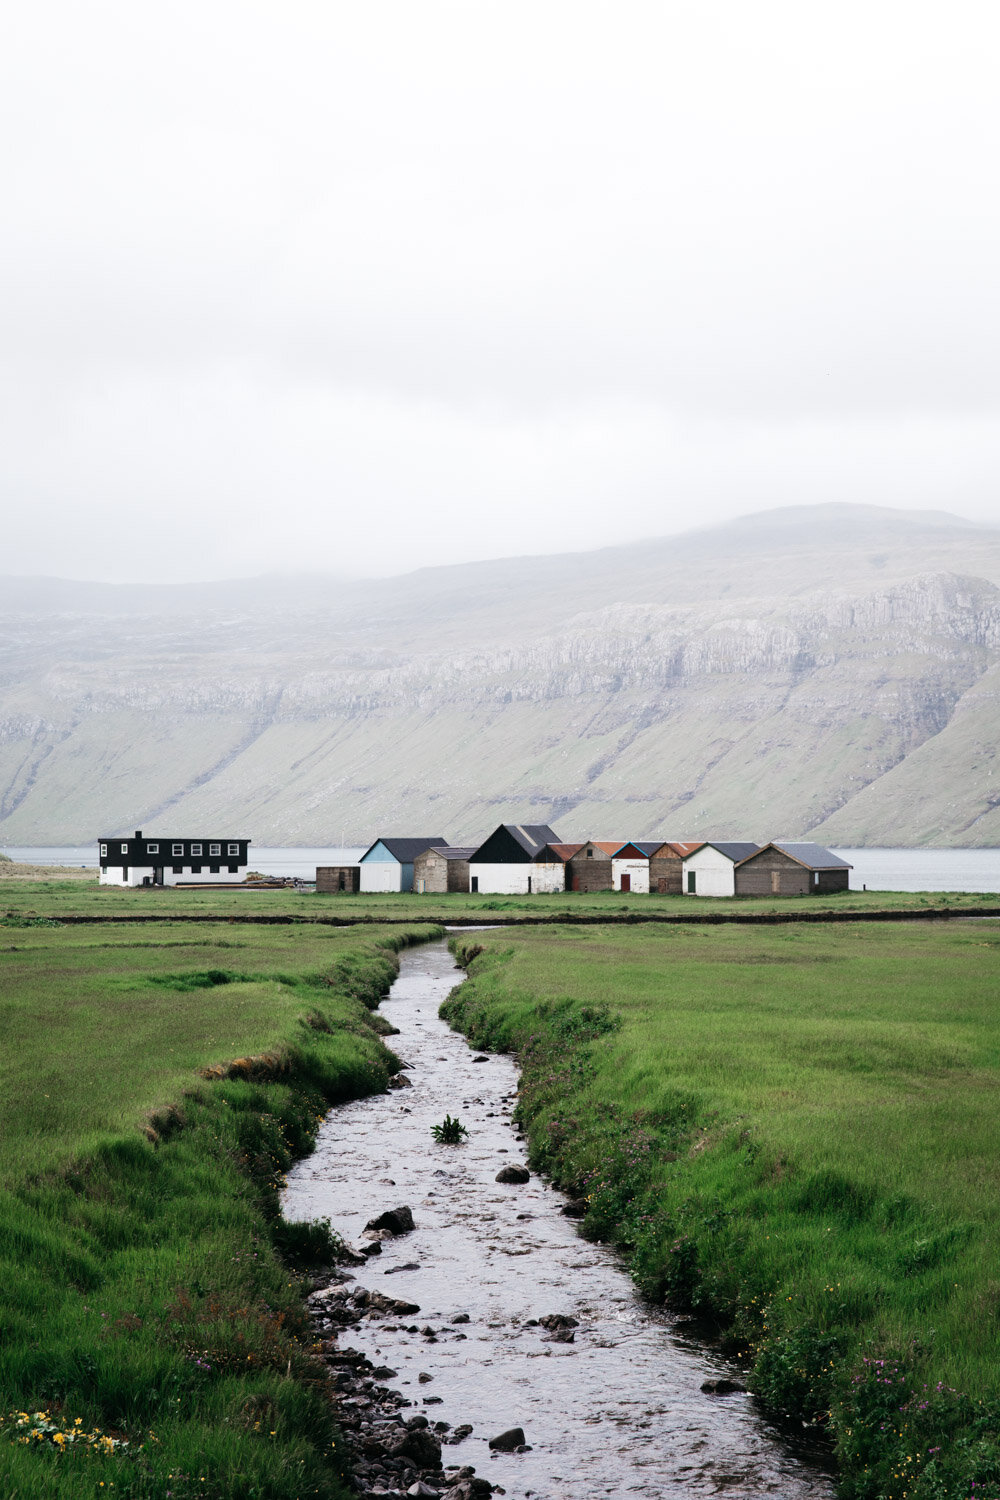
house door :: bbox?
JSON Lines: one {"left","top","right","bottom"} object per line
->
{"left": 657, "top": 878, "right": 667, "bottom": 894}
{"left": 572, "top": 876, "right": 580, "bottom": 892}
{"left": 771, "top": 870, "right": 781, "bottom": 893}
{"left": 471, "top": 876, "right": 479, "bottom": 893}
{"left": 620, "top": 873, "right": 631, "bottom": 893}
{"left": 687, "top": 871, "right": 696, "bottom": 894}
{"left": 527, "top": 876, "right": 532, "bottom": 894}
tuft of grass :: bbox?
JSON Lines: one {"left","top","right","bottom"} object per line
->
{"left": 430, "top": 1115, "right": 469, "bottom": 1144}
{"left": 444, "top": 919, "right": 1000, "bottom": 1500}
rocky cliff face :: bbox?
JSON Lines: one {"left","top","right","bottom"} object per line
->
{"left": 2, "top": 505, "right": 999, "bottom": 846}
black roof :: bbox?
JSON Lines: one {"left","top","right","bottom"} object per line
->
{"left": 615, "top": 841, "right": 662, "bottom": 857}
{"left": 503, "top": 824, "right": 560, "bottom": 857}
{"left": 361, "top": 837, "right": 448, "bottom": 862}
{"left": 689, "top": 841, "right": 761, "bottom": 863}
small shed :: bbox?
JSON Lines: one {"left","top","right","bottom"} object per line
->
{"left": 468, "top": 824, "right": 561, "bottom": 894}
{"left": 413, "top": 846, "right": 476, "bottom": 894}
{"left": 533, "top": 842, "right": 582, "bottom": 893}
{"left": 359, "top": 837, "right": 448, "bottom": 893}
{"left": 648, "top": 841, "right": 704, "bottom": 894}
{"left": 734, "top": 843, "right": 852, "bottom": 896}
{"left": 681, "top": 841, "right": 761, "bottom": 897}
{"left": 565, "top": 840, "right": 626, "bottom": 893}
{"left": 610, "top": 841, "right": 661, "bottom": 894}
{"left": 316, "top": 865, "right": 361, "bottom": 894}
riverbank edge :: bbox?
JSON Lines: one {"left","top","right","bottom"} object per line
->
{"left": 6, "top": 902, "right": 1000, "bottom": 928}
{"left": 441, "top": 934, "right": 1000, "bottom": 1500}
{"left": 0, "top": 925, "right": 442, "bottom": 1499}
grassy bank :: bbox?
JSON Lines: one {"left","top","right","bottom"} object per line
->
{"left": 3, "top": 872, "right": 998, "bottom": 922}
{"left": 443, "top": 921, "right": 1000, "bottom": 1500}
{"left": 0, "top": 915, "right": 440, "bottom": 1498}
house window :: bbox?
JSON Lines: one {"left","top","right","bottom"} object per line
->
{"left": 209, "top": 864, "right": 219, "bottom": 874}
{"left": 100, "top": 843, "right": 107, "bottom": 856}
{"left": 209, "top": 843, "right": 220, "bottom": 856}
{"left": 172, "top": 843, "right": 183, "bottom": 856}
{"left": 120, "top": 843, "right": 128, "bottom": 853}
{"left": 147, "top": 842, "right": 159, "bottom": 854}
{"left": 586, "top": 848, "right": 593, "bottom": 857}
{"left": 191, "top": 865, "right": 202, "bottom": 874}
{"left": 172, "top": 865, "right": 183, "bottom": 874}
{"left": 227, "top": 843, "right": 239, "bottom": 855}
{"left": 228, "top": 863, "right": 238, "bottom": 873}
{"left": 191, "top": 843, "right": 202, "bottom": 856}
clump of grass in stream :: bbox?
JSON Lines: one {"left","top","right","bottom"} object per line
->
{"left": 442, "top": 922, "right": 1000, "bottom": 1500}
{"left": 430, "top": 1115, "right": 469, "bottom": 1144}
{"left": 0, "top": 914, "right": 441, "bottom": 1497}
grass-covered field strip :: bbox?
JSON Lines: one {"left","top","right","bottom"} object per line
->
{"left": 4, "top": 872, "right": 998, "bottom": 923}
{"left": 0, "top": 915, "right": 439, "bottom": 1498}
{"left": 443, "top": 921, "right": 1000, "bottom": 1500}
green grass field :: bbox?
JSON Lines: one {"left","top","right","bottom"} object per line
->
{"left": 0, "top": 915, "right": 440, "bottom": 1498}
{"left": 3, "top": 867, "right": 997, "bottom": 922}
{"left": 443, "top": 920, "right": 1000, "bottom": 1500}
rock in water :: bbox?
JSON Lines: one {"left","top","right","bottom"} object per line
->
{"left": 488, "top": 1426, "right": 526, "bottom": 1452}
{"left": 538, "top": 1313, "right": 579, "bottom": 1330}
{"left": 701, "top": 1376, "right": 746, "bottom": 1395}
{"left": 365, "top": 1205, "right": 415, "bottom": 1235}
{"left": 495, "top": 1165, "right": 530, "bottom": 1184}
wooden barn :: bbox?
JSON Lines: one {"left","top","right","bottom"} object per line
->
{"left": 413, "top": 846, "right": 477, "bottom": 894}
{"left": 316, "top": 865, "right": 361, "bottom": 893}
{"left": 359, "top": 836, "right": 447, "bottom": 893}
{"left": 610, "top": 841, "right": 661, "bottom": 893}
{"left": 565, "top": 840, "right": 626, "bottom": 893}
{"left": 468, "top": 824, "right": 561, "bottom": 894}
{"left": 734, "top": 842, "right": 852, "bottom": 895}
{"left": 681, "top": 841, "right": 761, "bottom": 897}
{"left": 648, "top": 841, "right": 704, "bottom": 894}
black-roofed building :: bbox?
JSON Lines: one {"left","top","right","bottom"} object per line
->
{"left": 468, "top": 823, "right": 561, "bottom": 894}
{"left": 680, "top": 840, "right": 762, "bottom": 897}
{"left": 358, "top": 837, "right": 448, "bottom": 893}
{"left": 734, "top": 842, "right": 852, "bottom": 896}
{"left": 413, "top": 845, "right": 477, "bottom": 894}
{"left": 98, "top": 830, "right": 250, "bottom": 887}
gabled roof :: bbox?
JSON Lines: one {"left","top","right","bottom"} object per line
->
{"left": 742, "top": 842, "right": 853, "bottom": 870}
{"left": 572, "top": 839, "right": 628, "bottom": 857}
{"left": 612, "top": 841, "right": 661, "bottom": 859}
{"left": 469, "top": 824, "right": 561, "bottom": 862}
{"left": 658, "top": 841, "right": 704, "bottom": 857}
{"left": 360, "top": 836, "right": 448, "bottom": 863}
{"left": 536, "top": 842, "right": 583, "bottom": 862}
{"left": 684, "top": 841, "right": 761, "bottom": 863}
{"left": 428, "top": 845, "right": 478, "bottom": 861}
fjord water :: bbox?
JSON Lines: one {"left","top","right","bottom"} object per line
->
{"left": 6, "top": 846, "right": 1000, "bottom": 891}
{"left": 282, "top": 939, "right": 835, "bottom": 1499}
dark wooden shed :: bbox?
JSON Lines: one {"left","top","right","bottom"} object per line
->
{"left": 647, "top": 841, "right": 704, "bottom": 894}
{"left": 566, "top": 840, "right": 624, "bottom": 893}
{"left": 316, "top": 865, "right": 361, "bottom": 893}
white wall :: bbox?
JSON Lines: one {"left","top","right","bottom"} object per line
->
{"left": 533, "top": 861, "right": 568, "bottom": 894}
{"left": 611, "top": 858, "right": 649, "bottom": 893}
{"left": 359, "top": 861, "right": 402, "bottom": 893}
{"left": 99, "top": 865, "right": 248, "bottom": 886}
{"left": 682, "top": 846, "right": 736, "bottom": 897}
{"left": 469, "top": 863, "right": 533, "bottom": 894}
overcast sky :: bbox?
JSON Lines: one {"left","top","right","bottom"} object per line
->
{"left": 3, "top": 0, "right": 999, "bottom": 582}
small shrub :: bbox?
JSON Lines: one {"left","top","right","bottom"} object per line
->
{"left": 431, "top": 1115, "right": 469, "bottom": 1144}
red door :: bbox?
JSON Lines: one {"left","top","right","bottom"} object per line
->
{"left": 620, "top": 873, "right": 631, "bottom": 892}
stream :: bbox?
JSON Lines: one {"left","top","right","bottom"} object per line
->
{"left": 283, "top": 937, "right": 836, "bottom": 1499}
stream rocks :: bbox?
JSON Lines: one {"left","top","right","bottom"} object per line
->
{"left": 365, "top": 1205, "right": 416, "bottom": 1235}
{"left": 494, "top": 1166, "right": 530, "bottom": 1184}
{"left": 488, "top": 1427, "right": 526, "bottom": 1452}
{"left": 306, "top": 1268, "right": 501, "bottom": 1499}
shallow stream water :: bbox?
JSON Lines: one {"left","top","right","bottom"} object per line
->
{"left": 282, "top": 939, "right": 836, "bottom": 1499}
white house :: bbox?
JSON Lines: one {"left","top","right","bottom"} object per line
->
{"left": 681, "top": 841, "right": 761, "bottom": 897}
{"left": 610, "top": 841, "right": 660, "bottom": 893}
{"left": 358, "top": 836, "right": 447, "bottom": 893}
{"left": 98, "top": 830, "right": 251, "bottom": 886}
{"left": 468, "top": 824, "right": 561, "bottom": 894}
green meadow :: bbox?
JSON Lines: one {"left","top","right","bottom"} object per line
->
{"left": 0, "top": 915, "right": 439, "bottom": 1499}
{"left": 443, "top": 920, "right": 1000, "bottom": 1500}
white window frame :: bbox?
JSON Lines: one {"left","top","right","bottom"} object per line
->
{"left": 172, "top": 843, "right": 183, "bottom": 856}
{"left": 120, "top": 842, "right": 128, "bottom": 852}
{"left": 147, "top": 842, "right": 159, "bottom": 854}
{"left": 209, "top": 843, "right": 221, "bottom": 856}
{"left": 228, "top": 843, "right": 239, "bottom": 855}
{"left": 100, "top": 843, "right": 108, "bottom": 856}
{"left": 191, "top": 843, "right": 202, "bottom": 856}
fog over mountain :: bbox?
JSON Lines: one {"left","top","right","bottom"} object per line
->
{"left": 2, "top": 503, "right": 999, "bottom": 848}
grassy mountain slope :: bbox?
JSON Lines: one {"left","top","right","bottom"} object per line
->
{"left": 2, "top": 504, "right": 998, "bottom": 845}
